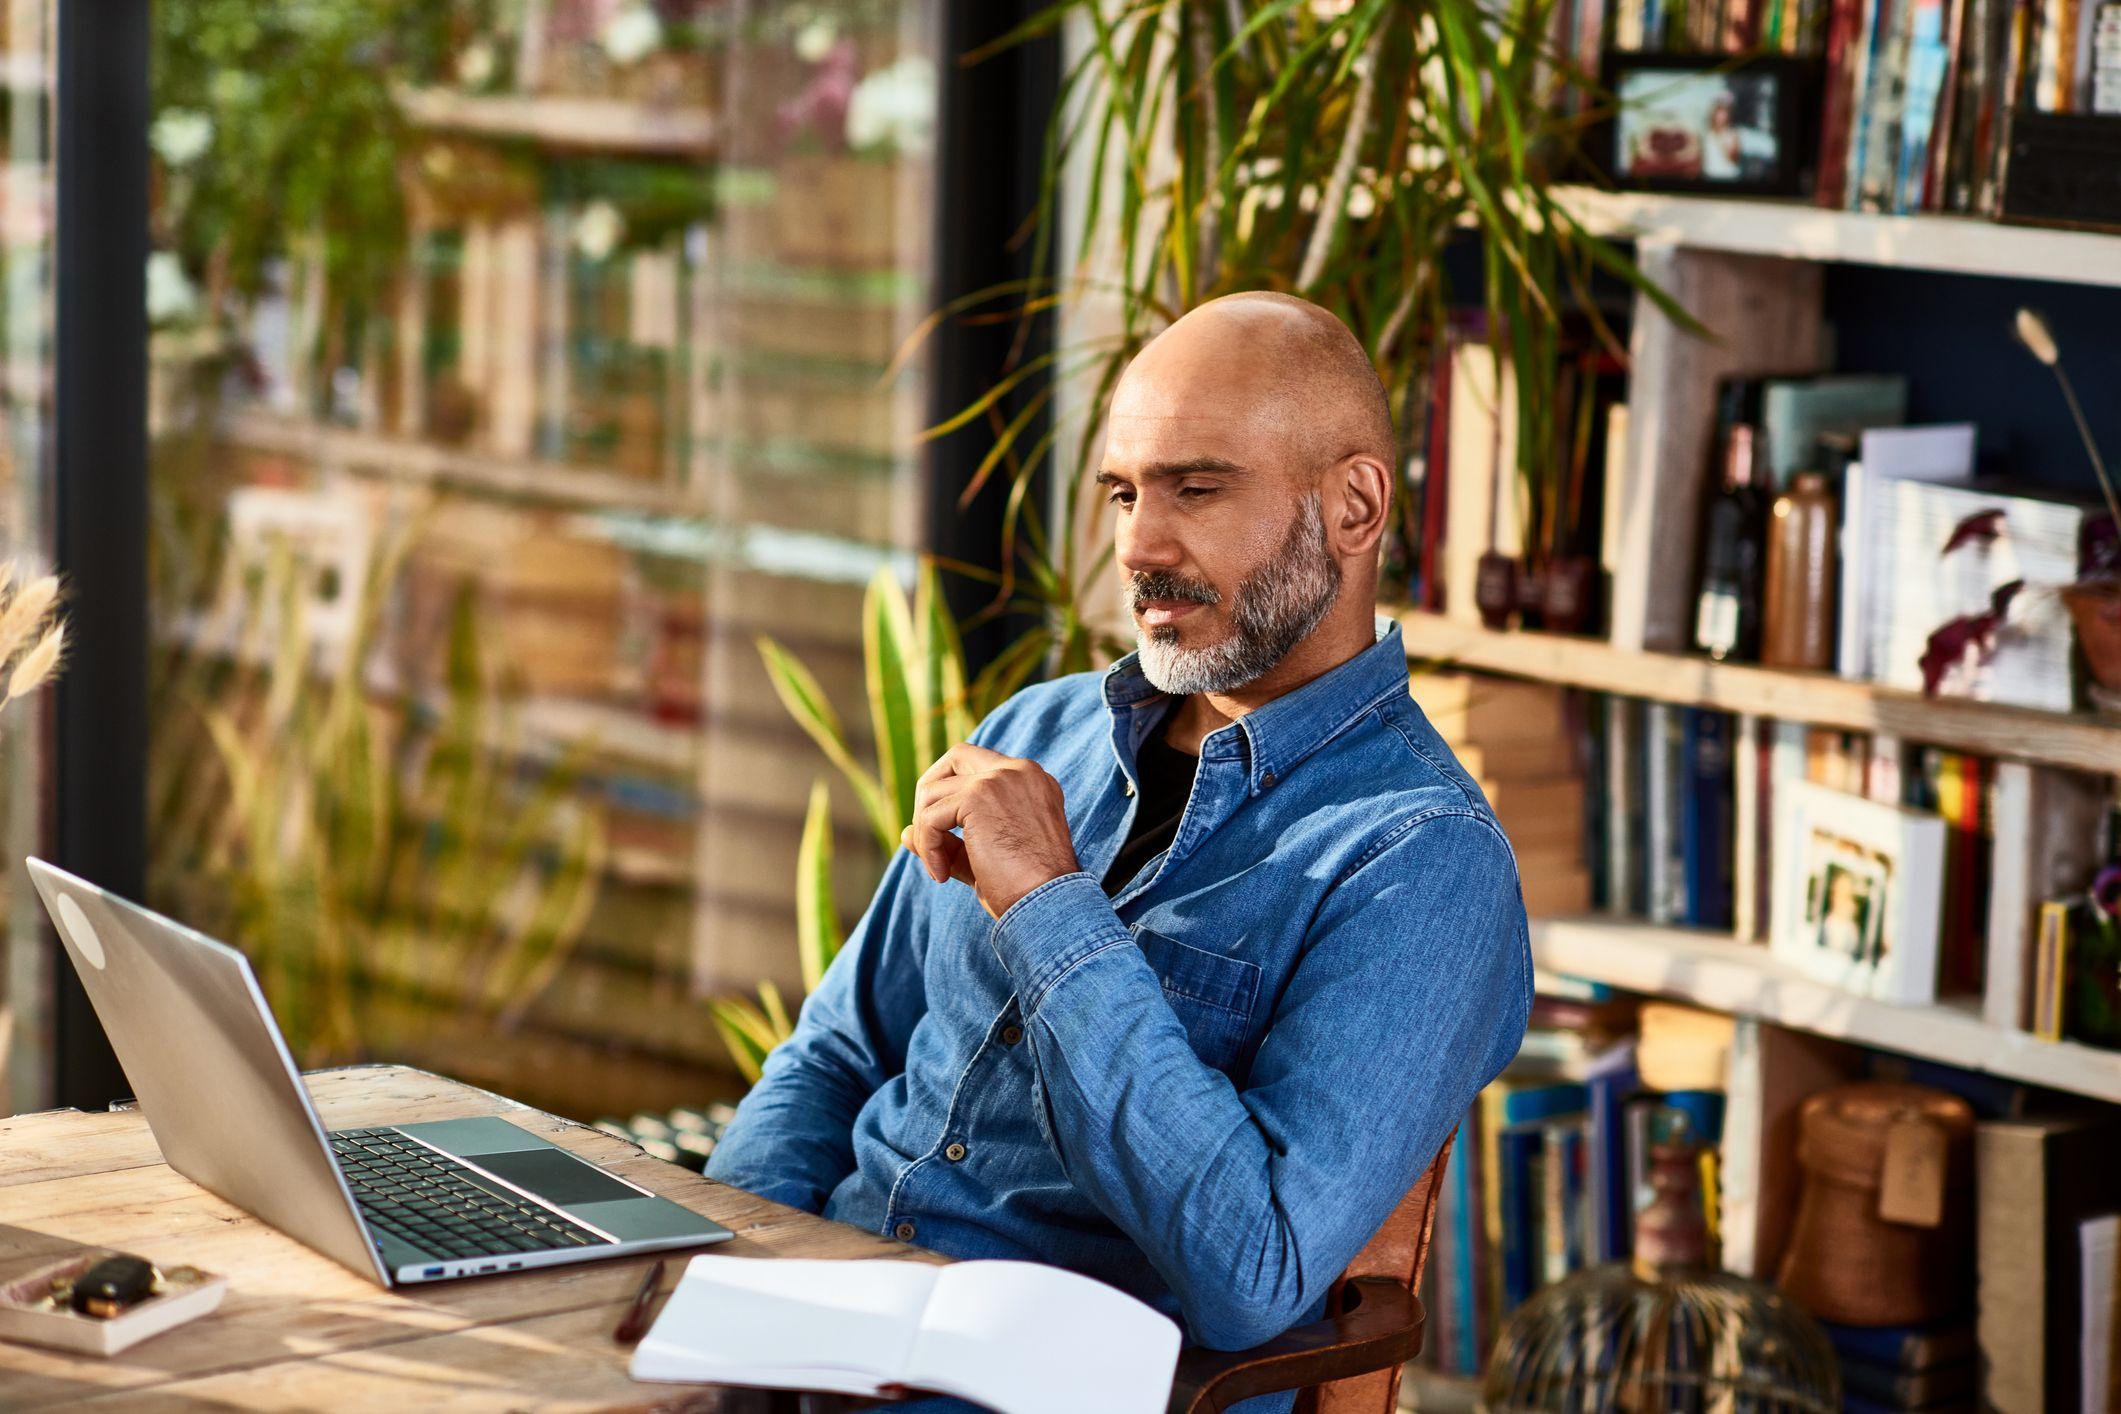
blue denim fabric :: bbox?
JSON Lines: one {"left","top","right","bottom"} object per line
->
{"left": 706, "top": 618, "right": 1532, "bottom": 1413}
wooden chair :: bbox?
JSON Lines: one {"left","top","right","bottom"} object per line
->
{"left": 1165, "top": 1130, "right": 1457, "bottom": 1414}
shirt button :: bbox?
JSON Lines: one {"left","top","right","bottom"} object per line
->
{"left": 1122, "top": 778, "right": 1136, "bottom": 797}
{"left": 1001, "top": 1024, "right": 1024, "bottom": 1046}
{"left": 894, "top": 1221, "right": 917, "bottom": 1242}
{"left": 944, "top": 1142, "right": 967, "bottom": 1162}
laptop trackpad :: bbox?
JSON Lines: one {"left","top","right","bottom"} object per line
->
{"left": 473, "top": 1147, "right": 642, "bottom": 1206}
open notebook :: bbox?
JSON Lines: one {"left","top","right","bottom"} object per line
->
{"left": 629, "top": 1254, "right": 1182, "bottom": 1414}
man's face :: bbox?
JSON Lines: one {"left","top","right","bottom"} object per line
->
{"left": 1097, "top": 364, "right": 1342, "bottom": 695}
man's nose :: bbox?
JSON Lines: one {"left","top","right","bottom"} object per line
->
{"left": 1116, "top": 497, "right": 1185, "bottom": 574}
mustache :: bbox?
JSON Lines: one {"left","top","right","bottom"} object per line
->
{"left": 1128, "top": 571, "right": 1221, "bottom": 613}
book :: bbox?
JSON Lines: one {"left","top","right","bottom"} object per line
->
{"left": 1817, "top": 0, "right": 1874, "bottom": 204}
{"left": 1986, "top": 764, "right": 2113, "bottom": 1030}
{"left": 2083, "top": 1212, "right": 2119, "bottom": 1414}
{"left": 1497, "top": 1123, "right": 1545, "bottom": 1308}
{"left": 1976, "top": 1112, "right": 2121, "bottom": 1413}
{"left": 1584, "top": 1040, "right": 1641, "bottom": 1265}
{"left": 1645, "top": 703, "right": 1686, "bottom": 926}
{"left": 1837, "top": 422, "right": 1976, "bottom": 679}
{"left": 1759, "top": 375, "right": 1907, "bottom": 490}
{"left": 630, "top": 1254, "right": 1182, "bottom": 1414}
{"left": 1840, "top": 1352, "right": 1981, "bottom": 1405}
{"left": 1680, "top": 709, "right": 1735, "bottom": 930}
{"left": 1865, "top": 477, "right": 2089, "bottom": 709}
{"left": 1447, "top": 1098, "right": 1488, "bottom": 1372}
{"left": 1818, "top": 1316, "right": 1981, "bottom": 1369}
{"left": 2032, "top": 900, "right": 2074, "bottom": 1040}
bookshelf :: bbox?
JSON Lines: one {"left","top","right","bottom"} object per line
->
{"left": 1407, "top": 179, "right": 2121, "bottom": 1393}
{"left": 1532, "top": 916, "right": 2121, "bottom": 1104}
{"left": 1394, "top": 608, "right": 2121, "bottom": 774}
{"left": 395, "top": 87, "right": 718, "bottom": 157}
{"left": 1557, "top": 186, "right": 2121, "bottom": 289}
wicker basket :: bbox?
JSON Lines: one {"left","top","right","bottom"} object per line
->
{"left": 1776, "top": 1081, "right": 1975, "bottom": 1325}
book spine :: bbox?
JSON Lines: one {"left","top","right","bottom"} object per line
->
{"left": 1682, "top": 710, "right": 1735, "bottom": 931}
{"left": 1498, "top": 1125, "right": 1541, "bottom": 1308}
{"left": 1841, "top": 0, "right": 1887, "bottom": 208}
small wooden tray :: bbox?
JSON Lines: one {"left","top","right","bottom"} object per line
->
{"left": 0, "top": 1225, "right": 226, "bottom": 1357}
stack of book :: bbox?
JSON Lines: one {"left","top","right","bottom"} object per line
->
{"left": 1818, "top": 1319, "right": 1984, "bottom": 1413}
{"left": 1413, "top": 673, "right": 1594, "bottom": 917}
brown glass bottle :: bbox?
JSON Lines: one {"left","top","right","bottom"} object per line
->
{"left": 1762, "top": 471, "right": 1838, "bottom": 669}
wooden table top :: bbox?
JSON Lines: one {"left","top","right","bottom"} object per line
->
{"left": 0, "top": 1064, "right": 942, "bottom": 1411}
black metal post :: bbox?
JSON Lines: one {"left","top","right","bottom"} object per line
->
{"left": 925, "top": 0, "right": 1060, "bottom": 680}
{"left": 50, "top": 0, "right": 149, "bottom": 1108}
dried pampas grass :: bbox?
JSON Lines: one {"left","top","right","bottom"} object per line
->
{"left": 0, "top": 569, "right": 66, "bottom": 721}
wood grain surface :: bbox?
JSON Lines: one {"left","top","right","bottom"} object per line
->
{"left": 0, "top": 1065, "right": 940, "bottom": 1411}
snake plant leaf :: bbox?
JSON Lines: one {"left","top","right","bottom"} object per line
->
{"left": 914, "top": 561, "right": 975, "bottom": 754}
{"left": 709, "top": 997, "right": 782, "bottom": 1086}
{"left": 864, "top": 568, "right": 922, "bottom": 845}
{"left": 796, "top": 779, "right": 844, "bottom": 995}
{"left": 757, "top": 632, "right": 893, "bottom": 850}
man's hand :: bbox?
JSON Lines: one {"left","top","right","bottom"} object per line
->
{"left": 900, "top": 743, "right": 1083, "bottom": 918}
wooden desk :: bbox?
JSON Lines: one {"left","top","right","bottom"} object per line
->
{"left": 0, "top": 1065, "right": 942, "bottom": 1410}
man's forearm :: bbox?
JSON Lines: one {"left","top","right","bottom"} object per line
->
{"left": 706, "top": 849, "right": 936, "bottom": 1213}
{"left": 703, "top": 1035, "right": 873, "bottom": 1213}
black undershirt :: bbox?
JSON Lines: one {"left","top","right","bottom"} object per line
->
{"left": 1101, "top": 711, "right": 1200, "bottom": 895}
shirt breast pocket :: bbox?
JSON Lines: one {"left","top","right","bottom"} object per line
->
{"left": 1129, "top": 925, "right": 1261, "bottom": 1073}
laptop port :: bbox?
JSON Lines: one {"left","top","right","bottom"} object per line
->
{"left": 507, "top": 1261, "right": 521, "bottom": 1270}
{"left": 422, "top": 1266, "right": 445, "bottom": 1277}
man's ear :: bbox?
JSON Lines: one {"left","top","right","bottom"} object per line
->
{"left": 1329, "top": 453, "right": 1392, "bottom": 557}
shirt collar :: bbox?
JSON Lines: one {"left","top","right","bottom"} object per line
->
{"left": 1102, "top": 616, "right": 1410, "bottom": 797}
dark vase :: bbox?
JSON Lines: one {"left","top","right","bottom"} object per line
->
{"left": 1475, "top": 552, "right": 1518, "bottom": 630}
{"left": 1541, "top": 555, "right": 1599, "bottom": 635}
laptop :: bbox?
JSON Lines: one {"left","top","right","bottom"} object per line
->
{"left": 28, "top": 857, "right": 733, "bottom": 1285}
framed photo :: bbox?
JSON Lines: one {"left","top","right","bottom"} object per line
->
{"left": 1596, "top": 54, "right": 1821, "bottom": 197}
{"left": 1770, "top": 780, "right": 1946, "bottom": 1005}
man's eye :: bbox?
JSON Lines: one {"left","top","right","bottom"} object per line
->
{"left": 1178, "top": 485, "right": 1215, "bottom": 499}
{"left": 1106, "top": 490, "right": 1133, "bottom": 507}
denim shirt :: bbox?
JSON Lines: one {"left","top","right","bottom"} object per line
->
{"left": 707, "top": 618, "right": 1532, "bottom": 1409}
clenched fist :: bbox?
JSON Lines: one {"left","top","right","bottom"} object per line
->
{"left": 899, "top": 743, "right": 1083, "bottom": 919}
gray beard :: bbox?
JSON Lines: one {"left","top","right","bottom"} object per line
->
{"left": 1134, "top": 493, "right": 1342, "bottom": 696}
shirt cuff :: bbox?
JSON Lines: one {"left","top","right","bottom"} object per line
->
{"left": 987, "top": 870, "right": 1133, "bottom": 1017}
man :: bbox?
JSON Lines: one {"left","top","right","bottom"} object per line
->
{"left": 707, "top": 292, "right": 1531, "bottom": 1408}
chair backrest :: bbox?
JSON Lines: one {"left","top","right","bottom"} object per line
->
{"left": 1297, "top": 1128, "right": 1457, "bottom": 1414}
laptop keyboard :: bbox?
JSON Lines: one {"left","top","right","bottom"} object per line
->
{"left": 330, "top": 1128, "right": 612, "bottom": 1263}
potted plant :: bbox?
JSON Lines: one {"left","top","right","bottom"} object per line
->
{"left": 899, "top": 0, "right": 1681, "bottom": 675}
{"left": 2012, "top": 308, "right": 2121, "bottom": 709}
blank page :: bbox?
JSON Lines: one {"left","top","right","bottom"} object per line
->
{"left": 903, "top": 1261, "right": 1181, "bottom": 1414}
{"left": 630, "top": 1254, "right": 937, "bottom": 1389}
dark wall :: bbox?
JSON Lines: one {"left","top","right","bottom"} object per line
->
{"left": 1822, "top": 262, "right": 2121, "bottom": 497}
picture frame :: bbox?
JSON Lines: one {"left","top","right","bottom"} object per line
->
{"left": 1595, "top": 53, "right": 1822, "bottom": 198}
{"left": 1770, "top": 780, "right": 1947, "bottom": 1005}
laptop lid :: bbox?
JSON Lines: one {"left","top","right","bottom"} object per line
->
{"left": 26, "top": 858, "right": 389, "bottom": 1285}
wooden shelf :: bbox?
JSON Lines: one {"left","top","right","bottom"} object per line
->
{"left": 1533, "top": 915, "right": 2121, "bottom": 1104}
{"left": 228, "top": 412, "right": 703, "bottom": 516}
{"left": 1394, "top": 610, "right": 2121, "bottom": 775}
{"left": 396, "top": 87, "right": 716, "bottom": 157}
{"left": 1556, "top": 186, "right": 2121, "bottom": 287}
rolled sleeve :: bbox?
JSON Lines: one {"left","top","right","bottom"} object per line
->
{"left": 986, "top": 869, "right": 1134, "bottom": 1016}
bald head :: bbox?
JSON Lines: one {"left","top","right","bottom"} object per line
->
{"left": 1113, "top": 292, "right": 1396, "bottom": 484}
